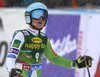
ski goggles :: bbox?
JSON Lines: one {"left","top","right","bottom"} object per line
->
{"left": 31, "top": 9, "right": 48, "bottom": 20}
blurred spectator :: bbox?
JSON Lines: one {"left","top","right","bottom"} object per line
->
{"left": 77, "top": 0, "right": 97, "bottom": 7}
{"left": 0, "top": 0, "right": 4, "bottom": 7}
{"left": 72, "top": 0, "right": 78, "bottom": 8}
{"left": 85, "top": 3, "right": 93, "bottom": 8}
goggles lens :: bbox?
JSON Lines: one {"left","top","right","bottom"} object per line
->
{"left": 32, "top": 10, "right": 48, "bottom": 20}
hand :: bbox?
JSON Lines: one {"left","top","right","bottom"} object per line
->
{"left": 76, "top": 55, "right": 93, "bottom": 68}
{"left": 9, "top": 68, "right": 22, "bottom": 77}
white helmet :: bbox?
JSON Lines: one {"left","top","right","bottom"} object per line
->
{"left": 25, "top": 2, "right": 48, "bottom": 24}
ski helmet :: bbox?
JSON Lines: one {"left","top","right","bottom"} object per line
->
{"left": 25, "top": 2, "right": 48, "bottom": 30}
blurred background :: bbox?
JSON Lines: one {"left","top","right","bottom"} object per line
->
{"left": 0, "top": 0, "right": 100, "bottom": 77}
{"left": 0, "top": 0, "right": 100, "bottom": 8}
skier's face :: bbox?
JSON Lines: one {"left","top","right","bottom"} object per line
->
{"left": 32, "top": 17, "right": 46, "bottom": 29}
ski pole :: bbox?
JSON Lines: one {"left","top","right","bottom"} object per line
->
{"left": 87, "top": 68, "right": 91, "bottom": 77}
{"left": 85, "top": 61, "right": 91, "bottom": 77}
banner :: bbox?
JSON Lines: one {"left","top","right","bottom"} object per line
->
{"left": 42, "top": 14, "right": 80, "bottom": 77}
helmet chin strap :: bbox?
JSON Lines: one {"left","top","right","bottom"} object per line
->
{"left": 30, "top": 20, "right": 47, "bottom": 37}
{"left": 30, "top": 23, "right": 43, "bottom": 37}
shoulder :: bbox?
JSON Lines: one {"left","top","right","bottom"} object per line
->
{"left": 12, "top": 30, "right": 25, "bottom": 41}
{"left": 20, "top": 29, "right": 30, "bottom": 36}
{"left": 14, "top": 29, "right": 30, "bottom": 36}
{"left": 13, "top": 30, "right": 23, "bottom": 37}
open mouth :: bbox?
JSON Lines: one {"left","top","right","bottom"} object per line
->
{"left": 38, "top": 22, "right": 42, "bottom": 24}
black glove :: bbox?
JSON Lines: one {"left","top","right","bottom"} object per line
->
{"left": 9, "top": 68, "right": 22, "bottom": 77}
{"left": 76, "top": 55, "right": 93, "bottom": 68}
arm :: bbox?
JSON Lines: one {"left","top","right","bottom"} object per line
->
{"left": 43, "top": 39, "right": 78, "bottom": 68}
{"left": 44, "top": 39, "right": 93, "bottom": 69}
{"left": 6, "top": 31, "right": 24, "bottom": 72}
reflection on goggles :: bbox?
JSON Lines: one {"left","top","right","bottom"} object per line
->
{"left": 32, "top": 10, "right": 48, "bottom": 20}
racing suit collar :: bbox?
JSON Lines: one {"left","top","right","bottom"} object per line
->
{"left": 27, "top": 26, "right": 39, "bottom": 36}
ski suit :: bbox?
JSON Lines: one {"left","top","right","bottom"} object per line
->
{"left": 6, "top": 27, "right": 77, "bottom": 77}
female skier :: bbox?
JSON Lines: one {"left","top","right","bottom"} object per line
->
{"left": 6, "top": 2, "right": 93, "bottom": 77}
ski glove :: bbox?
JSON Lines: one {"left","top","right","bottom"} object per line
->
{"left": 9, "top": 68, "right": 22, "bottom": 77}
{"left": 76, "top": 55, "right": 93, "bottom": 68}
